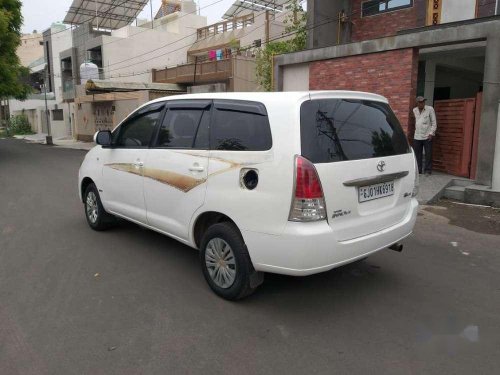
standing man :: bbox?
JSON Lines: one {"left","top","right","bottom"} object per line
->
{"left": 413, "top": 96, "right": 437, "bottom": 175}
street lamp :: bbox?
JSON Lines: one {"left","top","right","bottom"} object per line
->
{"left": 41, "top": 83, "right": 53, "bottom": 145}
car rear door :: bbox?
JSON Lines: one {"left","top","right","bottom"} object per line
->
{"left": 100, "top": 102, "right": 165, "bottom": 224}
{"left": 300, "top": 95, "right": 416, "bottom": 241}
{"left": 143, "top": 100, "right": 211, "bottom": 241}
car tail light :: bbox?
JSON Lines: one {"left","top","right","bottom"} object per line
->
{"left": 289, "top": 155, "right": 327, "bottom": 222}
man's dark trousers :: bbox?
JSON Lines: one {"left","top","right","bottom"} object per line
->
{"left": 413, "top": 139, "right": 433, "bottom": 174}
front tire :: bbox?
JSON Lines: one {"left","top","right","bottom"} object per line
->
{"left": 200, "top": 222, "right": 263, "bottom": 300}
{"left": 84, "top": 183, "right": 115, "bottom": 231}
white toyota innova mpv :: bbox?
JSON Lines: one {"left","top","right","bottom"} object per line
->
{"left": 78, "top": 91, "right": 419, "bottom": 300}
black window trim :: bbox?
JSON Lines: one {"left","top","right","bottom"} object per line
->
{"left": 109, "top": 102, "right": 166, "bottom": 149}
{"left": 165, "top": 99, "right": 212, "bottom": 110}
{"left": 150, "top": 100, "right": 213, "bottom": 151}
{"left": 361, "top": 0, "right": 413, "bottom": 18}
{"left": 213, "top": 99, "right": 268, "bottom": 116}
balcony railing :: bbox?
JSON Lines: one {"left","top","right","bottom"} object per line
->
{"left": 153, "top": 59, "right": 233, "bottom": 85}
{"left": 196, "top": 14, "right": 254, "bottom": 40}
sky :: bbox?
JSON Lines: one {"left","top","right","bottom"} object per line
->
{"left": 20, "top": 0, "right": 238, "bottom": 34}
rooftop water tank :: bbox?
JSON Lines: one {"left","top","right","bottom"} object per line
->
{"left": 80, "top": 62, "right": 99, "bottom": 85}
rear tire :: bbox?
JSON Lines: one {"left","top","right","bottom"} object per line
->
{"left": 83, "top": 183, "right": 115, "bottom": 231}
{"left": 200, "top": 222, "right": 263, "bottom": 300}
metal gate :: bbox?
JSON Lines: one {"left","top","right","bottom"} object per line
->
{"left": 433, "top": 95, "right": 481, "bottom": 178}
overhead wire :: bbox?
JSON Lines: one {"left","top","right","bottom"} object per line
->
{"left": 101, "top": 0, "right": 289, "bottom": 71}
{"left": 51, "top": 0, "right": 385, "bottom": 82}
{"left": 52, "top": 0, "right": 295, "bottom": 80}
{"left": 102, "top": 0, "right": 299, "bottom": 76}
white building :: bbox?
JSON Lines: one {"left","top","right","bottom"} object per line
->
{"left": 99, "top": 5, "right": 206, "bottom": 83}
{"left": 9, "top": 23, "right": 73, "bottom": 138}
{"left": 152, "top": 0, "right": 296, "bottom": 92}
{"left": 17, "top": 32, "right": 44, "bottom": 67}
{"left": 58, "top": 0, "right": 205, "bottom": 140}
{"left": 59, "top": 0, "right": 205, "bottom": 88}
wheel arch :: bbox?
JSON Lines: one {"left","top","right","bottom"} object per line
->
{"left": 80, "top": 177, "right": 95, "bottom": 203}
{"left": 192, "top": 211, "right": 240, "bottom": 249}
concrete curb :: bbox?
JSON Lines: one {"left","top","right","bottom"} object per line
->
{"left": 14, "top": 134, "right": 95, "bottom": 151}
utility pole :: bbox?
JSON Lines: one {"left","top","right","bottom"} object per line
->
{"left": 42, "top": 84, "right": 53, "bottom": 145}
{"left": 150, "top": 0, "right": 154, "bottom": 29}
{"left": 1, "top": 99, "right": 7, "bottom": 131}
{"left": 265, "top": 10, "right": 270, "bottom": 44}
{"left": 193, "top": 56, "right": 198, "bottom": 86}
{"left": 95, "top": 0, "right": 99, "bottom": 30}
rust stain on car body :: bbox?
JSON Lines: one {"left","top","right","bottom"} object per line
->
{"left": 144, "top": 168, "right": 206, "bottom": 192}
{"left": 106, "top": 163, "right": 206, "bottom": 192}
{"left": 105, "top": 155, "right": 258, "bottom": 193}
{"left": 105, "top": 163, "right": 142, "bottom": 176}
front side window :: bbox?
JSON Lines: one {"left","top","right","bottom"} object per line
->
{"left": 362, "top": 0, "right": 412, "bottom": 17}
{"left": 211, "top": 100, "right": 272, "bottom": 151}
{"left": 300, "top": 99, "right": 410, "bottom": 163}
{"left": 113, "top": 103, "right": 164, "bottom": 148}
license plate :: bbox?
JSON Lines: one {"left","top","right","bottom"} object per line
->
{"left": 358, "top": 181, "right": 395, "bottom": 203}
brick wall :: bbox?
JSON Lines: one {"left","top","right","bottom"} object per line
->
{"left": 350, "top": 0, "right": 426, "bottom": 42}
{"left": 309, "top": 48, "right": 419, "bottom": 136}
{"left": 477, "top": 0, "right": 497, "bottom": 18}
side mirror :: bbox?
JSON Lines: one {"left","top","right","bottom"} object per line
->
{"left": 94, "top": 130, "right": 112, "bottom": 146}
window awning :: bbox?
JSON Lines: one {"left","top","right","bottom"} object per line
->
{"left": 85, "top": 79, "right": 185, "bottom": 93}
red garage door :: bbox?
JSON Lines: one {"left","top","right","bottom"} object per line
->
{"left": 433, "top": 97, "right": 479, "bottom": 178}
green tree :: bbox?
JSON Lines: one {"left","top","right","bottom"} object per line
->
{"left": 0, "top": 0, "right": 31, "bottom": 101}
{"left": 255, "top": 1, "right": 307, "bottom": 91}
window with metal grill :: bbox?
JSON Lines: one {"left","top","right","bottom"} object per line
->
{"left": 52, "top": 109, "right": 64, "bottom": 121}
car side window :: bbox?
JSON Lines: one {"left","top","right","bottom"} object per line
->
{"left": 156, "top": 107, "right": 210, "bottom": 149}
{"left": 211, "top": 100, "right": 272, "bottom": 151}
{"left": 112, "top": 103, "right": 164, "bottom": 148}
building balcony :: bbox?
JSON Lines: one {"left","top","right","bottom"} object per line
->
{"left": 153, "top": 59, "right": 233, "bottom": 85}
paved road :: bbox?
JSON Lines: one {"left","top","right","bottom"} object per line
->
{"left": 1, "top": 138, "right": 499, "bottom": 375}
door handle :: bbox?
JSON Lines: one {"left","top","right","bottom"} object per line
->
{"left": 133, "top": 160, "right": 144, "bottom": 167}
{"left": 189, "top": 165, "right": 205, "bottom": 172}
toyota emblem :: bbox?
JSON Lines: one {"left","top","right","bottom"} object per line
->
{"left": 377, "top": 161, "right": 386, "bottom": 172}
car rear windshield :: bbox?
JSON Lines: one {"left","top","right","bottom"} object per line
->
{"left": 300, "top": 99, "right": 410, "bottom": 163}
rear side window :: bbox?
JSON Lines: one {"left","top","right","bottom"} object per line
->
{"left": 156, "top": 108, "right": 209, "bottom": 149}
{"left": 300, "top": 99, "right": 410, "bottom": 163}
{"left": 211, "top": 100, "right": 272, "bottom": 151}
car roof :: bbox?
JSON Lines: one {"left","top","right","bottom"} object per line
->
{"left": 147, "top": 91, "right": 389, "bottom": 107}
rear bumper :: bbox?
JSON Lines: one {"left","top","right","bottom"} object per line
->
{"left": 242, "top": 199, "right": 418, "bottom": 276}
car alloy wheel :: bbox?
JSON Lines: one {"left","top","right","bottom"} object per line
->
{"left": 205, "top": 237, "right": 237, "bottom": 289}
{"left": 86, "top": 191, "right": 99, "bottom": 224}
